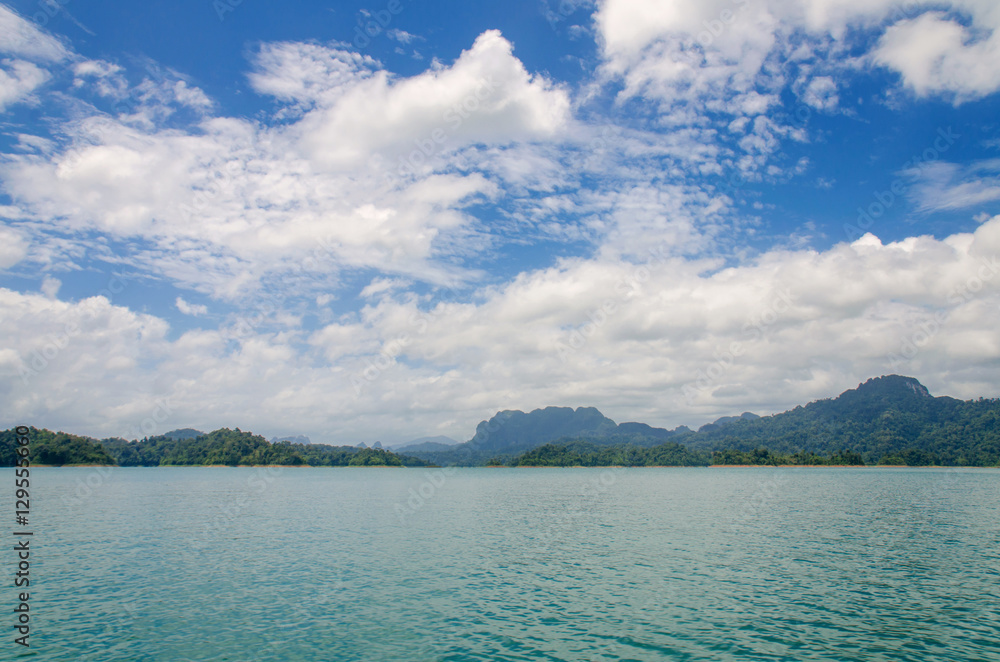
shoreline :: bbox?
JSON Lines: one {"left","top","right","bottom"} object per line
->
{"left": 22, "top": 463, "right": 996, "bottom": 469}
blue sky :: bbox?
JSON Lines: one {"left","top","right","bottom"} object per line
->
{"left": 1, "top": 0, "right": 999, "bottom": 445}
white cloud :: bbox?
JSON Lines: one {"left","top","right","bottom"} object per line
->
{"left": 3, "top": 3, "right": 1000, "bottom": 444}
{"left": 905, "top": 159, "right": 1000, "bottom": 211}
{"left": 592, "top": 0, "right": 1000, "bottom": 174}
{"left": 176, "top": 296, "right": 208, "bottom": 316}
{"left": 0, "top": 224, "right": 28, "bottom": 268}
{"left": 0, "top": 59, "right": 49, "bottom": 110}
{"left": 802, "top": 75, "right": 839, "bottom": 110}
{"left": 290, "top": 30, "right": 571, "bottom": 169}
{"left": 0, "top": 5, "right": 69, "bottom": 61}
{"left": 360, "top": 277, "right": 410, "bottom": 298}
{"left": 1, "top": 30, "right": 571, "bottom": 300}
{"left": 172, "top": 80, "right": 212, "bottom": 109}
{"left": 248, "top": 41, "right": 378, "bottom": 109}
{"left": 40, "top": 276, "right": 60, "bottom": 298}
{"left": 387, "top": 29, "right": 421, "bottom": 44}
{"left": 5, "top": 217, "right": 999, "bottom": 443}
{"left": 874, "top": 10, "right": 1000, "bottom": 102}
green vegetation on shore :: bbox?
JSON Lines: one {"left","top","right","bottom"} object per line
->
{"left": 496, "top": 442, "right": 886, "bottom": 467}
{"left": 0, "top": 427, "right": 116, "bottom": 466}
{"left": 5, "top": 375, "right": 1000, "bottom": 468}
{"left": 414, "top": 375, "right": 1000, "bottom": 468}
{"left": 0, "top": 427, "right": 429, "bottom": 467}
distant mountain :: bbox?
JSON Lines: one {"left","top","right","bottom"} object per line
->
{"left": 697, "top": 412, "right": 759, "bottom": 433}
{"left": 406, "top": 375, "right": 1000, "bottom": 467}
{"left": 683, "top": 375, "right": 1000, "bottom": 465}
{"left": 406, "top": 406, "right": 687, "bottom": 465}
{"left": 10, "top": 374, "right": 998, "bottom": 468}
{"left": 164, "top": 428, "right": 204, "bottom": 440}
{"left": 271, "top": 435, "right": 312, "bottom": 445}
{"left": 389, "top": 435, "right": 460, "bottom": 452}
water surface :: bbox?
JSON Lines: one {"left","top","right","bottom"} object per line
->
{"left": 12, "top": 466, "right": 1000, "bottom": 660}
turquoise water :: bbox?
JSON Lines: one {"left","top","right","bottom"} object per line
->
{"left": 9, "top": 466, "right": 1000, "bottom": 661}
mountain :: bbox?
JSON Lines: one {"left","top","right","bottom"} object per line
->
{"left": 164, "top": 428, "right": 204, "bottom": 440}
{"left": 697, "top": 412, "right": 759, "bottom": 433}
{"left": 9, "top": 374, "right": 998, "bottom": 468}
{"left": 389, "top": 435, "right": 460, "bottom": 452}
{"left": 406, "top": 406, "right": 687, "bottom": 465}
{"left": 271, "top": 434, "right": 312, "bottom": 445}
{"left": 683, "top": 375, "right": 1000, "bottom": 465}
{"left": 410, "top": 375, "right": 1000, "bottom": 467}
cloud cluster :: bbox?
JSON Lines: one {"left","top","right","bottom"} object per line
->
{"left": 3, "top": 216, "right": 998, "bottom": 442}
{"left": 1, "top": 30, "right": 571, "bottom": 299}
{"left": 594, "top": 0, "right": 1000, "bottom": 177}
{"left": 1, "top": 1, "right": 999, "bottom": 444}
{"left": 0, "top": 5, "right": 68, "bottom": 110}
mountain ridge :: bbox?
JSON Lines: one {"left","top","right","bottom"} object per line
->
{"left": 407, "top": 375, "right": 999, "bottom": 466}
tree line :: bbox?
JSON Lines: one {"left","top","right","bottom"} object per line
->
{"left": 0, "top": 427, "right": 429, "bottom": 467}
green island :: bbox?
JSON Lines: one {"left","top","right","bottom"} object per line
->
{"left": 4, "top": 375, "right": 999, "bottom": 468}
{"left": 0, "top": 427, "right": 431, "bottom": 468}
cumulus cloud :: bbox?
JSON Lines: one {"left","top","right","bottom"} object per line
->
{"left": 0, "top": 59, "right": 49, "bottom": 110}
{"left": 290, "top": 30, "right": 571, "bottom": 169}
{"left": 802, "top": 75, "right": 839, "bottom": 110}
{"left": 3, "top": 2, "right": 999, "bottom": 444}
{"left": 1, "top": 30, "right": 571, "bottom": 299}
{"left": 0, "top": 224, "right": 28, "bottom": 268}
{"left": 874, "top": 10, "right": 1000, "bottom": 102}
{"left": 593, "top": 0, "right": 1000, "bottom": 174}
{"left": 4, "top": 217, "right": 998, "bottom": 442}
{"left": 176, "top": 297, "right": 208, "bottom": 316}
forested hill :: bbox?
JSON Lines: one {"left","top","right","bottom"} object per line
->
{"left": 682, "top": 375, "right": 1000, "bottom": 465}
{"left": 0, "top": 427, "right": 116, "bottom": 466}
{"left": 0, "top": 428, "right": 429, "bottom": 467}
{"left": 414, "top": 375, "right": 1000, "bottom": 467}
{"left": 6, "top": 375, "right": 999, "bottom": 467}
{"left": 410, "top": 405, "right": 690, "bottom": 466}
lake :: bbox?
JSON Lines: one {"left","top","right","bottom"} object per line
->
{"left": 12, "top": 466, "right": 1000, "bottom": 660}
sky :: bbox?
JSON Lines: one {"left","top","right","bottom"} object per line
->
{"left": 1, "top": 0, "right": 999, "bottom": 445}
